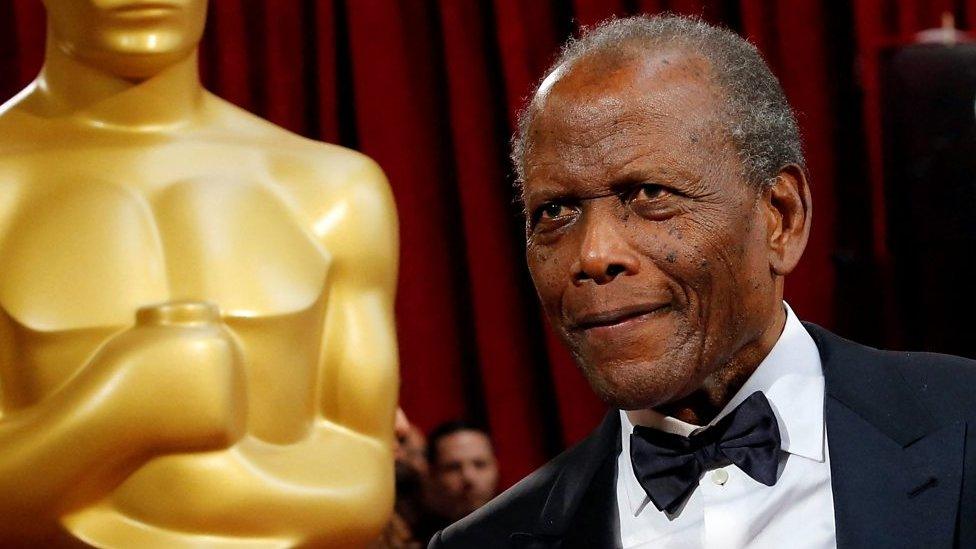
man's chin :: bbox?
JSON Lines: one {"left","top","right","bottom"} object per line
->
{"left": 579, "top": 356, "right": 688, "bottom": 411}
{"left": 456, "top": 498, "right": 491, "bottom": 519}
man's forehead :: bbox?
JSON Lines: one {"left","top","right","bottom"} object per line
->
{"left": 522, "top": 49, "right": 725, "bottom": 189}
{"left": 440, "top": 430, "right": 492, "bottom": 448}
{"left": 534, "top": 48, "right": 721, "bottom": 132}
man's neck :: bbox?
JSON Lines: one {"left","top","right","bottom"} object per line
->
{"left": 29, "top": 33, "right": 204, "bottom": 131}
{"left": 631, "top": 304, "right": 789, "bottom": 427}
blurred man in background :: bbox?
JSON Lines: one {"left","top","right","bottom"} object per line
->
{"left": 417, "top": 421, "right": 499, "bottom": 541}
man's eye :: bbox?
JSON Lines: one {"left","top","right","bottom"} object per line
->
{"left": 535, "top": 202, "right": 573, "bottom": 221}
{"left": 628, "top": 184, "right": 668, "bottom": 202}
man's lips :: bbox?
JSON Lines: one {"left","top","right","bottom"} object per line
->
{"left": 568, "top": 303, "right": 671, "bottom": 332}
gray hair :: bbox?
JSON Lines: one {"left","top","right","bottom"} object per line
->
{"left": 511, "top": 15, "right": 804, "bottom": 191}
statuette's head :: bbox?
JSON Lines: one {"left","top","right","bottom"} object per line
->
{"left": 43, "top": 0, "right": 207, "bottom": 79}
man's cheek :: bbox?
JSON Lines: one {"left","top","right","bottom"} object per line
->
{"left": 526, "top": 250, "right": 553, "bottom": 290}
{"left": 528, "top": 262, "right": 565, "bottom": 312}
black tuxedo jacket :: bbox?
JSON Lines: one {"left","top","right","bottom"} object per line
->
{"left": 430, "top": 323, "right": 976, "bottom": 548}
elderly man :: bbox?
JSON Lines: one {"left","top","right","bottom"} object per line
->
{"left": 430, "top": 15, "right": 976, "bottom": 549}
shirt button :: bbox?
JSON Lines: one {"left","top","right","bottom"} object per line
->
{"left": 711, "top": 469, "right": 729, "bottom": 485}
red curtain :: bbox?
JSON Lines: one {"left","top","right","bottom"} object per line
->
{"left": 1, "top": 0, "right": 964, "bottom": 488}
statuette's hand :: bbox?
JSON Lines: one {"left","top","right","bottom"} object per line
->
{"left": 92, "top": 301, "right": 247, "bottom": 453}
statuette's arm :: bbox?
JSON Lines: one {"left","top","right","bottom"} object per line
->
{"left": 0, "top": 303, "right": 245, "bottom": 541}
{"left": 318, "top": 159, "right": 399, "bottom": 441}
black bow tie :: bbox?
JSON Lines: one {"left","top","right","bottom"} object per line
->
{"left": 629, "top": 390, "right": 782, "bottom": 514}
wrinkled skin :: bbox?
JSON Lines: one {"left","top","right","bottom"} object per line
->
{"left": 522, "top": 48, "right": 811, "bottom": 423}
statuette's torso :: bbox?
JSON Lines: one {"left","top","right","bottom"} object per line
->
{"left": 0, "top": 84, "right": 398, "bottom": 546}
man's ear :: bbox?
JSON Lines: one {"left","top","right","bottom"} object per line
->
{"left": 763, "top": 164, "right": 812, "bottom": 276}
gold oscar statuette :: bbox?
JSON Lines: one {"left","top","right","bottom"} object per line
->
{"left": 0, "top": 1, "right": 400, "bottom": 546}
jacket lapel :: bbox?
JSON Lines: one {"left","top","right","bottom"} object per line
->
{"left": 510, "top": 412, "right": 621, "bottom": 548}
{"left": 560, "top": 449, "right": 619, "bottom": 548}
{"left": 806, "top": 323, "right": 965, "bottom": 548}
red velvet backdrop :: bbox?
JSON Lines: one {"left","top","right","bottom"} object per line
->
{"left": 1, "top": 0, "right": 967, "bottom": 488}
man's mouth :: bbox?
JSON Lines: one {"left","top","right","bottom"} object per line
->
{"left": 569, "top": 303, "right": 672, "bottom": 333}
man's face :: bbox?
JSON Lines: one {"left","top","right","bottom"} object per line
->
{"left": 523, "top": 50, "right": 781, "bottom": 411}
{"left": 430, "top": 431, "right": 499, "bottom": 519}
{"left": 44, "top": 0, "right": 207, "bottom": 78}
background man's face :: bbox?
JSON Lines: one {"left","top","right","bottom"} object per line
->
{"left": 522, "top": 49, "right": 780, "bottom": 411}
{"left": 430, "top": 430, "right": 499, "bottom": 520}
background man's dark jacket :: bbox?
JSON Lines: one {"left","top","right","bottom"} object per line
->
{"left": 429, "top": 324, "right": 976, "bottom": 548}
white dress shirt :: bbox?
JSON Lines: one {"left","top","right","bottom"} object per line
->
{"left": 616, "top": 303, "right": 837, "bottom": 548}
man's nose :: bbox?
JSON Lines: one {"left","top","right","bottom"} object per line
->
{"left": 571, "top": 212, "right": 640, "bottom": 285}
{"left": 460, "top": 466, "right": 477, "bottom": 486}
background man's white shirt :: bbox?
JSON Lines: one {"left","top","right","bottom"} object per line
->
{"left": 616, "top": 303, "right": 837, "bottom": 548}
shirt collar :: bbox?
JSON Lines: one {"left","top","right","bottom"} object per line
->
{"left": 618, "top": 302, "right": 826, "bottom": 514}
